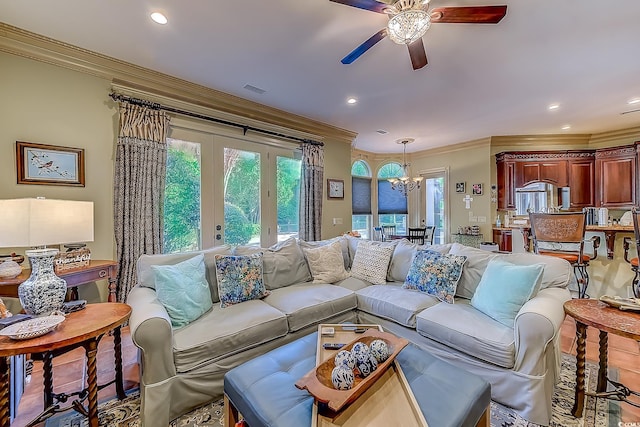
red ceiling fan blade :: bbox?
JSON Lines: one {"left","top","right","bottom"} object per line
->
{"left": 407, "top": 39, "right": 428, "bottom": 70}
{"left": 341, "top": 29, "right": 388, "bottom": 64}
{"left": 329, "top": 0, "right": 390, "bottom": 14}
{"left": 430, "top": 6, "right": 507, "bottom": 24}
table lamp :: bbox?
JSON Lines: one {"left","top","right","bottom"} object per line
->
{"left": 0, "top": 198, "right": 94, "bottom": 315}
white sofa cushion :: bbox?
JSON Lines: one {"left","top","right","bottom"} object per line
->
{"left": 234, "top": 238, "right": 311, "bottom": 290}
{"left": 356, "top": 284, "right": 440, "bottom": 328}
{"left": 351, "top": 240, "right": 394, "bottom": 285}
{"left": 137, "top": 245, "right": 233, "bottom": 303}
{"left": 448, "top": 243, "right": 498, "bottom": 299}
{"left": 335, "top": 276, "right": 371, "bottom": 292}
{"left": 302, "top": 240, "right": 350, "bottom": 283}
{"left": 264, "top": 284, "right": 357, "bottom": 332}
{"left": 387, "top": 239, "right": 452, "bottom": 282}
{"left": 172, "top": 299, "right": 288, "bottom": 373}
{"left": 299, "top": 236, "right": 350, "bottom": 270}
{"left": 416, "top": 299, "right": 516, "bottom": 369}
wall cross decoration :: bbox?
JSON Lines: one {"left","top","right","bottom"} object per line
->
{"left": 463, "top": 194, "right": 474, "bottom": 209}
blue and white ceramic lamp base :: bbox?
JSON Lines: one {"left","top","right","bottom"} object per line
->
{"left": 18, "top": 248, "right": 67, "bottom": 316}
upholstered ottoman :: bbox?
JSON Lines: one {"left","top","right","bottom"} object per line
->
{"left": 224, "top": 332, "right": 491, "bottom": 427}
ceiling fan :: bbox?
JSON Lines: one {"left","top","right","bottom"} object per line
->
{"left": 330, "top": 0, "right": 507, "bottom": 70}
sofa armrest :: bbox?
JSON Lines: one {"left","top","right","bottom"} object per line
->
{"left": 127, "top": 286, "right": 177, "bottom": 384}
{"left": 513, "top": 287, "right": 570, "bottom": 375}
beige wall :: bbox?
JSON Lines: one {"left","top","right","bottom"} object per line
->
{"left": 0, "top": 51, "right": 354, "bottom": 310}
{"left": 0, "top": 52, "right": 117, "bottom": 306}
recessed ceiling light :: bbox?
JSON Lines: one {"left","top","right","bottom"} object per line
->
{"left": 548, "top": 104, "right": 560, "bottom": 111}
{"left": 628, "top": 98, "right": 640, "bottom": 105}
{"left": 151, "top": 12, "right": 168, "bottom": 25}
{"left": 561, "top": 125, "right": 571, "bottom": 130}
{"left": 347, "top": 97, "right": 357, "bottom": 105}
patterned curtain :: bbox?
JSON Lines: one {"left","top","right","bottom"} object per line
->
{"left": 299, "top": 142, "right": 324, "bottom": 241}
{"left": 114, "top": 102, "right": 170, "bottom": 302}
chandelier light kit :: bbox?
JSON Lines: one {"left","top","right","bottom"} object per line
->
{"left": 388, "top": 138, "right": 423, "bottom": 196}
{"left": 387, "top": 0, "right": 431, "bottom": 45}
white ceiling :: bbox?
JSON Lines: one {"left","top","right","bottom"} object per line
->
{"left": 1, "top": 0, "right": 640, "bottom": 153}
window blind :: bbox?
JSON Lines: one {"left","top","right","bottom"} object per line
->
{"left": 352, "top": 176, "right": 372, "bottom": 215}
{"left": 378, "top": 180, "right": 407, "bottom": 214}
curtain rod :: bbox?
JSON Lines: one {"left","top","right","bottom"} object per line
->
{"left": 109, "top": 92, "right": 324, "bottom": 146}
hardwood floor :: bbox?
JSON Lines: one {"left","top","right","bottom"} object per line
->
{"left": 11, "top": 318, "right": 640, "bottom": 426}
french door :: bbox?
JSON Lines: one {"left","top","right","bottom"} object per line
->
{"left": 165, "top": 121, "right": 300, "bottom": 252}
{"left": 421, "top": 169, "right": 449, "bottom": 244}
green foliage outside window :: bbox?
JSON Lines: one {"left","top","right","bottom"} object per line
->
{"left": 164, "top": 143, "right": 201, "bottom": 253}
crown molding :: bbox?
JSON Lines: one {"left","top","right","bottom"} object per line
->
{"left": 0, "top": 23, "right": 357, "bottom": 145}
{"left": 412, "top": 138, "right": 491, "bottom": 160}
{"left": 490, "top": 134, "right": 592, "bottom": 148}
{"left": 588, "top": 125, "right": 640, "bottom": 147}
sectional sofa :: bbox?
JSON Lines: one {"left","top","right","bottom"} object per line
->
{"left": 127, "top": 236, "right": 573, "bottom": 426}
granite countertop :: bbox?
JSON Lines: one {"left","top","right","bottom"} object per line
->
{"left": 492, "top": 225, "right": 633, "bottom": 232}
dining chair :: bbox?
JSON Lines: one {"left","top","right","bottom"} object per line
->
{"left": 529, "top": 211, "right": 600, "bottom": 298}
{"left": 407, "top": 227, "right": 428, "bottom": 245}
{"left": 424, "top": 226, "right": 435, "bottom": 245}
{"left": 381, "top": 225, "right": 396, "bottom": 242}
{"left": 623, "top": 207, "right": 640, "bottom": 298}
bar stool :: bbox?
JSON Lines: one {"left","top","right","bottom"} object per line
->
{"left": 623, "top": 207, "right": 640, "bottom": 298}
{"left": 529, "top": 211, "right": 600, "bottom": 298}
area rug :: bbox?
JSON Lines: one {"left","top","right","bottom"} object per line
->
{"left": 46, "top": 354, "right": 620, "bottom": 427}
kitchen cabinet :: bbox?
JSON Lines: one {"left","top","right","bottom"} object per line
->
{"left": 493, "top": 228, "right": 512, "bottom": 252}
{"left": 496, "top": 157, "right": 516, "bottom": 210}
{"left": 516, "top": 160, "right": 568, "bottom": 187}
{"left": 595, "top": 145, "right": 636, "bottom": 208}
{"left": 567, "top": 157, "right": 595, "bottom": 208}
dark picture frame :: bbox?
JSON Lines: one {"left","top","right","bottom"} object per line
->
{"left": 472, "top": 183, "right": 483, "bottom": 195}
{"left": 327, "top": 179, "right": 345, "bottom": 199}
{"left": 16, "top": 141, "right": 85, "bottom": 187}
{"left": 455, "top": 182, "right": 466, "bottom": 193}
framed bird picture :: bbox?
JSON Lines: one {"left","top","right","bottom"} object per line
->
{"left": 16, "top": 141, "right": 85, "bottom": 187}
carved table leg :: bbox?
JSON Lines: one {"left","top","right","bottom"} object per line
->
{"left": 597, "top": 330, "right": 608, "bottom": 393}
{"left": 113, "top": 326, "right": 126, "bottom": 399}
{"left": 572, "top": 321, "right": 588, "bottom": 418}
{"left": 108, "top": 276, "right": 117, "bottom": 303}
{"left": 0, "top": 357, "right": 10, "bottom": 427}
{"left": 521, "top": 228, "right": 531, "bottom": 252}
{"left": 84, "top": 339, "right": 99, "bottom": 427}
{"left": 43, "top": 352, "right": 54, "bottom": 408}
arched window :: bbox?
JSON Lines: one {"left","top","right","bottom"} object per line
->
{"left": 377, "top": 162, "right": 408, "bottom": 234}
{"left": 351, "top": 160, "right": 372, "bottom": 239}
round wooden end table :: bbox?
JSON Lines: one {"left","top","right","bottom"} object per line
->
{"left": 564, "top": 299, "right": 640, "bottom": 418}
{"left": 0, "top": 302, "right": 131, "bottom": 427}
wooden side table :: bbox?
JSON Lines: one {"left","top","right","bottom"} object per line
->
{"left": 564, "top": 299, "right": 640, "bottom": 418}
{"left": 0, "top": 303, "right": 131, "bottom": 427}
{"left": 0, "top": 260, "right": 118, "bottom": 303}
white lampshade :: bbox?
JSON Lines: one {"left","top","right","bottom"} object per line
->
{"left": 0, "top": 198, "right": 94, "bottom": 248}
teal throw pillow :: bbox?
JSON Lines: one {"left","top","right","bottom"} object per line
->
{"left": 470, "top": 258, "right": 545, "bottom": 327}
{"left": 402, "top": 250, "right": 467, "bottom": 304}
{"left": 215, "top": 253, "right": 270, "bottom": 308}
{"left": 151, "top": 253, "right": 213, "bottom": 328}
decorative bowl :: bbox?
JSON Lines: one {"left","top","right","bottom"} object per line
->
{"left": 0, "top": 314, "right": 65, "bottom": 340}
{"left": 0, "top": 260, "right": 22, "bottom": 279}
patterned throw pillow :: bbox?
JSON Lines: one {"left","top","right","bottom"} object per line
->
{"left": 350, "top": 240, "right": 394, "bottom": 285}
{"left": 403, "top": 250, "right": 467, "bottom": 304}
{"left": 215, "top": 254, "right": 270, "bottom": 308}
{"left": 151, "top": 254, "right": 213, "bottom": 328}
{"left": 302, "top": 240, "right": 350, "bottom": 283}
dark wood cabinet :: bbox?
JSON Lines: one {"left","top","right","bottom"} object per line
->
{"left": 595, "top": 145, "right": 636, "bottom": 208}
{"left": 493, "top": 228, "right": 512, "bottom": 252}
{"left": 516, "top": 160, "right": 568, "bottom": 187}
{"left": 496, "top": 157, "right": 516, "bottom": 210}
{"left": 567, "top": 157, "right": 595, "bottom": 208}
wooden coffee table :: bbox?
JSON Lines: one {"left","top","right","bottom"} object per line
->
{"left": 0, "top": 303, "right": 131, "bottom": 427}
{"left": 564, "top": 299, "right": 640, "bottom": 418}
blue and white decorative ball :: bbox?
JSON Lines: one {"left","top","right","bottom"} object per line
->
{"left": 351, "top": 342, "right": 370, "bottom": 364}
{"left": 331, "top": 365, "right": 355, "bottom": 390}
{"left": 369, "top": 339, "right": 390, "bottom": 363}
{"left": 369, "top": 355, "right": 378, "bottom": 371}
{"left": 357, "top": 360, "right": 374, "bottom": 377}
{"left": 334, "top": 350, "right": 355, "bottom": 370}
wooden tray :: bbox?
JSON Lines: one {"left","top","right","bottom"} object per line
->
{"left": 296, "top": 329, "right": 408, "bottom": 412}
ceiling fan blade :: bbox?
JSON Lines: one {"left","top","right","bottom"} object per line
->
{"left": 430, "top": 6, "right": 507, "bottom": 24}
{"left": 329, "top": 0, "right": 390, "bottom": 14}
{"left": 407, "top": 39, "right": 428, "bottom": 70}
{"left": 341, "top": 29, "right": 388, "bottom": 64}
